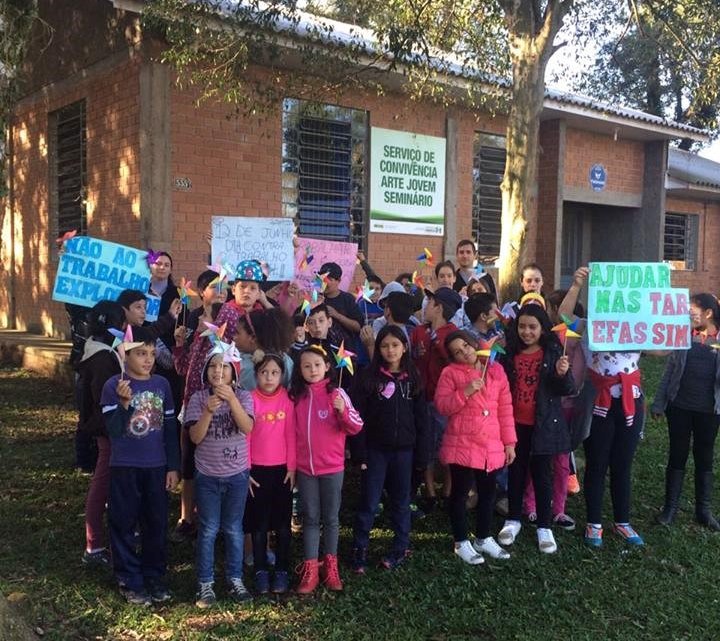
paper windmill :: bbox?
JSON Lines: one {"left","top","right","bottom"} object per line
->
{"left": 495, "top": 302, "right": 517, "bottom": 328}
{"left": 560, "top": 314, "right": 581, "bottom": 333}
{"left": 552, "top": 319, "right": 582, "bottom": 345}
{"left": 334, "top": 340, "right": 356, "bottom": 376}
{"left": 209, "top": 339, "right": 242, "bottom": 364}
{"left": 476, "top": 336, "right": 500, "bottom": 358}
{"left": 473, "top": 263, "right": 486, "bottom": 278}
{"left": 146, "top": 249, "right": 162, "bottom": 267}
{"left": 176, "top": 278, "right": 198, "bottom": 306}
{"left": 108, "top": 325, "right": 145, "bottom": 376}
{"left": 298, "top": 245, "right": 314, "bottom": 271}
{"left": 200, "top": 321, "right": 227, "bottom": 345}
{"left": 300, "top": 298, "right": 312, "bottom": 317}
{"left": 314, "top": 272, "right": 330, "bottom": 293}
{"left": 355, "top": 280, "right": 375, "bottom": 304}
{"left": 55, "top": 229, "right": 77, "bottom": 246}
{"left": 416, "top": 247, "right": 434, "bottom": 267}
{"left": 411, "top": 270, "right": 425, "bottom": 291}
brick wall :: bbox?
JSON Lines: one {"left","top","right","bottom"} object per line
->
{"left": 535, "top": 120, "right": 563, "bottom": 290}
{"left": 0, "top": 56, "right": 141, "bottom": 335}
{"left": 665, "top": 196, "right": 720, "bottom": 293}
{"left": 564, "top": 128, "right": 644, "bottom": 194}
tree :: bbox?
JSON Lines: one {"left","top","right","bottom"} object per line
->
{"left": 575, "top": 0, "right": 720, "bottom": 149}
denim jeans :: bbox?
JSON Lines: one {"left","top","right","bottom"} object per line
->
{"left": 195, "top": 470, "right": 250, "bottom": 583}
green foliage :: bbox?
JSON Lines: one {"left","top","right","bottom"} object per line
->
{"left": 576, "top": 0, "right": 720, "bottom": 143}
{"left": 3, "top": 360, "right": 720, "bottom": 641}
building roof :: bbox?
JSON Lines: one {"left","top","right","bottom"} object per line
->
{"left": 114, "top": 0, "right": 708, "bottom": 142}
{"left": 666, "top": 148, "right": 720, "bottom": 199}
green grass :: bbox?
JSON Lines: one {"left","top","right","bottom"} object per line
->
{"left": 2, "top": 360, "right": 720, "bottom": 640}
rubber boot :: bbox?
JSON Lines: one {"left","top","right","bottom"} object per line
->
{"left": 695, "top": 471, "right": 720, "bottom": 531}
{"left": 320, "top": 553, "right": 343, "bottom": 591}
{"left": 657, "top": 468, "right": 684, "bottom": 525}
{"left": 295, "top": 559, "right": 320, "bottom": 594}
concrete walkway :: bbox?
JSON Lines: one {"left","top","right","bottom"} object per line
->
{"left": 0, "top": 329, "right": 73, "bottom": 385}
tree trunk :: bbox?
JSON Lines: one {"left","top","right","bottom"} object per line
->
{"left": 498, "top": 36, "right": 550, "bottom": 302}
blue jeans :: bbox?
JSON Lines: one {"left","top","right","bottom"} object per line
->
{"left": 353, "top": 448, "right": 414, "bottom": 553}
{"left": 428, "top": 402, "right": 448, "bottom": 462}
{"left": 195, "top": 470, "right": 250, "bottom": 583}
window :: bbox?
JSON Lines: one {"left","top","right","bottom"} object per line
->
{"left": 472, "top": 132, "right": 506, "bottom": 261}
{"left": 49, "top": 100, "right": 87, "bottom": 245}
{"left": 664, "top": 213, "right": 698, "bottom": 271}
{"left": 282, "top": 98, "right": 368, "bottom": 246}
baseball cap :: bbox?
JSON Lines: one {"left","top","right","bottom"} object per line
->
{"left": 424, "top": 287, "right": 462, "bottom": 314}
{"left": 378, "top": 281, "right": 406, "bottom": 307}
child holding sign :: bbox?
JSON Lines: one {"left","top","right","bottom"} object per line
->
{"left": 651, "top": 293, "right": 720, "bottom": 531}
{"left": 215, "top": 260, "right": 272, "bottom": 340}
{"left": 559, "top": 266, "right": 646, "bottom": 548}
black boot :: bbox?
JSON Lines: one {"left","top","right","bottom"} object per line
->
{"left": 695, "top": 471, "right": 720, "bottom": 531}
{"left": 657, "top": 468, "right": 684, "bottom": 525}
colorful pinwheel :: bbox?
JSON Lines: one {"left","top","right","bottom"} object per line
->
{"left": 314, "top": 272, "right": 330, "bottom": 293}
{"left": 334, "top": 340, "right": 355, "bottom": 386}
{"left": 146, "top": 249, "right": 162, "bottom": 267}
{"left": 176, "top": 278, "right": 197, "bottom": 306}
{"left": 200, "top": 321, "right": 227, "bottom": 345}
{"left": 410, "top": 270, "right": 425, "bottom": 292}
{"left": 416, "top": 247, "right": 434, "bottom": 267}
{"left": 552, "top": 317, "right": 582, "bottom": 354}
{"left": 209, "top": 339, "right": 241, "bottom": 364}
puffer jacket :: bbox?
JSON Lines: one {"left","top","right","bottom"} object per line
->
{"left": 434, "top": 361, "right": 516, "bottom": 472}
{"left": 294, "top": 380, "right": 363, "bottom": 476}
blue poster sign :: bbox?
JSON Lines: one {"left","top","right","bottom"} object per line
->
{"left": 145, "top": 294, "right": 161, "bottom": 322}
{"left": 589, "top": 164, "right": 607, "bottom": 191}
{"left": 52, "top": 236, "right": 152, "bottom": 308}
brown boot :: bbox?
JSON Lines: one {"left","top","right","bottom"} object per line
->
{"left": 320, "top": 553, "right": 343, "bottom": 591}
{"left": 295, "top": 559, "right": 320, "bottom": 595}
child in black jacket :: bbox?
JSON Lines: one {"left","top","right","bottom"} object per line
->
{"left": 350, "top": 325, "right": 430, "bottom": 573}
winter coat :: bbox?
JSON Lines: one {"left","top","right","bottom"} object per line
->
{"left": 351, "top": 368, "right": 430, "bottom": 468}
{"left": 293, "top": 380, "right": 363, "bottom": 476}
{"left": 503, "top": 343, "right": 576, "bottom": 456}
{"left": 434, "top": 361, "right": 516, "bottom": 472}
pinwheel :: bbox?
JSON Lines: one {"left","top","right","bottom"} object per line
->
{"left": 334, "top": 340, "right": 355, "bottom": 387}
{"left": 355, "top": 279, "right": 375, "bottom": 324}
{"left": 416, "top": 247, "right": 434, "bottom": 267}
{"left": 55, "top": 229, "right": 77, "bottom": 247}
{"left": 145, "top": 249, "right": 162, "bottom": 267}
{"left": 200, "top": 321, "right": 227, "bottom": 346}
{"left": 495, "top": 302, "right": 517, "bottom": 330}
{"left": 209, "top": 338, "right": 241, "bottom": 364}
{"left": 552, "top": 316, "right": 582, "bottom": 355}
{"left": 175, "top": 278, "right": 197, "bottom": 327}
{"left": 410, "top": 270, "right": 425, "bottom": 292}
{"left": 314, "top": 272, "right": 330, "bottom": 293}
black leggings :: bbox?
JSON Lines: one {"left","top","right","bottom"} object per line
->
{"left": 448, "top": 465, "right": 496, "bottom": 541}
{"left": 507, "top": 425, "right": 553, "bottom": 528}
{"left": 666, "top": 405, "right": 719, "bottom": 473}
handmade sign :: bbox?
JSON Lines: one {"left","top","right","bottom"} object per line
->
{"left": 145, "top": 295, "right": 161, "bottom": 323}
{"left": 211, "top": 216, "right": 295, "bottom": 281}
{"left": 587, "top": 262, "right": 690, "bottom": 351}
{"left": 294, "top": 237, "right": 357, "bottom": 292}
{"left": 369, "top": 127, "right": 446, "bottom": 236}
{"left": 52, "top": 236, "right": 151, "bottom": 308}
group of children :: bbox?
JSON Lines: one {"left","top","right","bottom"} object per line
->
{"left": 73, "top": 240, "right": 720, "bottom": 608}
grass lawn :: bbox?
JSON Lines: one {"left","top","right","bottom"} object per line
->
{"left": 2, "top": 359, "right": 720, "bottom": 640}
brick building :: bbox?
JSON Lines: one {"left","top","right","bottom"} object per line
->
{"left": 1, "top": 0, "right": 717, "bottom": 337}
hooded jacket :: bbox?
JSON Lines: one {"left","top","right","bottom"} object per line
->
{"left": 293, "top": 380, "right": 363, "bottom": 476}
{"left": 434, "top": 361, "right": 516, "bottom": 471}
{"left": 78, "top": 338, "right": 121, "bottom": 437}
{"left": 351, "top": 368, "right": 430, "bottom": 468}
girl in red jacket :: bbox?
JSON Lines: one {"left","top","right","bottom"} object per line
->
{"left": 289, "top": 345, "right": 363, "bottom": 594}
{"left": 434, "top": 330, "right": 517, "bottom": 565}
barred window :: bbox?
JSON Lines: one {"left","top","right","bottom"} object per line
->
{"left": 664, "top": 213, "right": 698, "bottom": 271}
{"left": 472, "top": 132, "right": 505, "bottom": 261}
{"left": 49, "top": 100, "right": 87, "bottom": 245}
{"left": 282, "top": 98, "right": 368, "bottom": 246}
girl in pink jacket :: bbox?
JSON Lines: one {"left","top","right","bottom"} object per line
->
{"left": 289, "top": 345, "right": 363, "bottom": 594}
{"left": 435, "top": 330, "right": 517, "bottom": 565}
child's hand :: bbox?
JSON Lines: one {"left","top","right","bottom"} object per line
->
{"left": 116, "top": 379, "right": 133, "bottom": 408}
{"left": 206, "top": 395, "right": 222, "bottom": 414}
{"left": 249, "top": 475, "right": 260, "bottom": 498}
{"left": 573, "top": 266, "right": 590, "bottom": 288}
{"left": 169, "top": 298, "right": 182, "bottom": 319}
{"left": 333, "top": 393, "right": 346, "bottom": 414}
{"left": 166, "top": 471, "right": 180, "bottom": 491}
{"left": 464, "top": 378, "right": 484, "bottom": 397}
{"left": 360, "top": 325, "right": 374, "bottom": 347}
{"left": 284, "top": 469, "right": 296, "bottom": 490}
{"left": 174, "top": 326, "right": 187, "bottom": 346}
{"left": 214, "top": 384, "right": 235, "bottom": 402}
{"left": 504, "top": 445, "right": 516, "bottom": 466}
{"left": 556, "top": 355, "right": 570, "bottom": 376}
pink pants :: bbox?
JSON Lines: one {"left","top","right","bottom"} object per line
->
{"left": 84, "top": 436, "right": 111, "bottom": 551}
{"left": 523, "top": 452, "right": 570, "bottom": 517}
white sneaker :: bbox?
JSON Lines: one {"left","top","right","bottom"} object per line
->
{"left": 454, "top": 539, "right": 484, "bottom": 565}
{"left": 473, "top": 537, "right": 510, "bottom": 560}
{"left": 498, "top": 520, "right": 521, "bottom": 545}
{"left": 537, "top": 527, "right": 557, "bottom": 554}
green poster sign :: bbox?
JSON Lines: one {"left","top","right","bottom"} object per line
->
{"left": 369, "top": 127, "right": 446, "bottom": 236}
{"left": 587, "top": 262, "right": 691, "bottom": 351}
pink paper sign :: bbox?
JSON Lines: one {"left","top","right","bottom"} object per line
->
{"left": 294, "top": 237, "right": 358, "bottom": 292}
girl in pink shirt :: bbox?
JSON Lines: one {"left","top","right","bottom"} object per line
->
{"left": 289, "top": 345, "right": 363, "bottom": 595}
{"left": 245, "top": 353, "right": 296, "bottom": 595}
